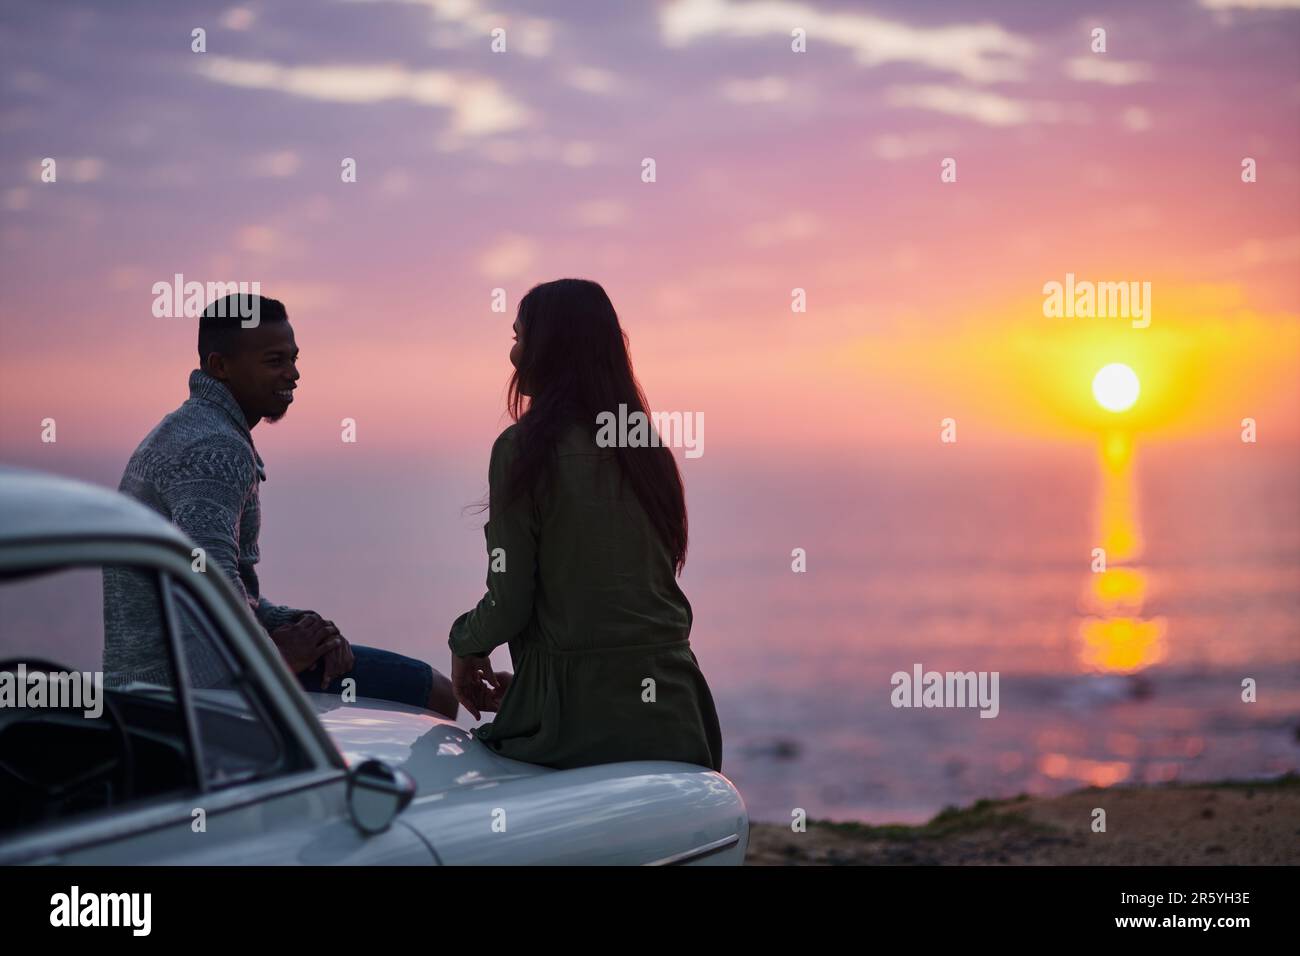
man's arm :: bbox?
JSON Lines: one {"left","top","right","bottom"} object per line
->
{"left": 161, "top": 437, "right": 260, "bottom": 613}
{"left": 160, "top": 438, "right": 334, "bottom": 675}
{"left": 256, "top": 596, "right": 307, "bottom": 632}
{"left": 162, "top": 438, "right": 302, "bottom": 631}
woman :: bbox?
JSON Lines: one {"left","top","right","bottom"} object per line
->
{"left": 446, "top": 278, "right": 722, "bottom": 772}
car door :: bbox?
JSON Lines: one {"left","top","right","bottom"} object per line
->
{"left": 0, "top": 544, "right": 433, "bottom": 865}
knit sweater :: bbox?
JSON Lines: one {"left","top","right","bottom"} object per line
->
{"left": 103, "top": 369, "right": 304, "bottom": 686}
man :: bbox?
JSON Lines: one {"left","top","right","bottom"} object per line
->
{"left": 107, "top": 293, "right": 457, "bottom": 717}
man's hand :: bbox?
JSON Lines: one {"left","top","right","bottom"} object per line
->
{"left": 298, "top": 612, "right": 353, "bottom": 689}
{"left": 451, "top": 654, "right": 501, "bottom": 721}
{"left": 269, "top": 614, "right": 339, "bottom": 673}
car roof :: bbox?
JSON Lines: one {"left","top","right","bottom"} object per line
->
{"left": 0, "top": 465, "right": 189, "bottom": 549}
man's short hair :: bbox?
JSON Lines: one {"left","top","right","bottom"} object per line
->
{"left": 197, "top": 294, "right": 288, "bottom": 364}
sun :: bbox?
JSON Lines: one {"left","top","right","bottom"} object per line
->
{"left": 1092, "top": 363, "right": 1140, "bottom": 413}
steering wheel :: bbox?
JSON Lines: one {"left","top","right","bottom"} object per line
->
{"left": 0, "top": 658, "right": 135, "bottom": 818}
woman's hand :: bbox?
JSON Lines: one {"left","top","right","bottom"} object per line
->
{"left": 484, "top": 671, "right": 514, "bottom": 712}
{"left": 451, "top": 653, "right": 501, "bottom": 720}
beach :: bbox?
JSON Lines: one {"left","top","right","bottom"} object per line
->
{"left": 746, "top": 774, "right": 1300, "bottom": 865}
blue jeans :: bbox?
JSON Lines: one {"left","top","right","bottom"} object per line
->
{"left": 295, "top": 644, "right": 434, "bottom": 710}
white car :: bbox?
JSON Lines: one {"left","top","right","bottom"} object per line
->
{"left": 0, "top": 466, "right": 748, "bottom": 865}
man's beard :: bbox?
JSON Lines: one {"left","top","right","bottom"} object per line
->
{"left": 264, "top": 410, "right": 286, "bottom": 424}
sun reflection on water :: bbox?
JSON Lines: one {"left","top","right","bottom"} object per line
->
{"left": 1077, "top": 429, "right": 1168, "bottom": 673}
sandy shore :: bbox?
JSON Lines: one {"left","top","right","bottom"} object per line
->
{"left": 746, "top": 774, "right": 1300, "bottom": 865}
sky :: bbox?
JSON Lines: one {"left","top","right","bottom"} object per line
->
{"left": 1, "top": 0, "right": 1298, "bottom": 465}
{"left": 2, "top": 1, "right": 1298, "bottom": 816}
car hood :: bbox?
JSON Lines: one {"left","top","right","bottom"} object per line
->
{"left": 301, "top": 695, "right": 749, "bottom": 866}
{"left": 304, "top": 693, "right": 552, "bottom": 796}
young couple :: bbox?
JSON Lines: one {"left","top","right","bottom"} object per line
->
{"left": 109, "top": 279, "right": 722, "bottom": 773}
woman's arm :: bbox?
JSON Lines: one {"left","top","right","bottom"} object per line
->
{"left": 448, "top": 427, "right": 539, "bottom": 657}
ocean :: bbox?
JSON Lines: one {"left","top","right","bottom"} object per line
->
{"left": 6, "top": 438, "right": 1297, "bottom": 824}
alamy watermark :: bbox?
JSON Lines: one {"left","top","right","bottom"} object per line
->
{"left": 0, "top": 663, "right": 103, "bottom": 719}
{"left": 595, "top": 403, "right": 704, "bottom": 459}
{"left": 1042, "top": 273, "right": 1151, "bottom": 328}
{"left": 50, "top": 886, "right": 151, "bottom": 936}
{"left": 890, "top": 663, "right": 999, "bottom": 718}
{"left": 151, "top": 274, "right": 262, "bottom": 326}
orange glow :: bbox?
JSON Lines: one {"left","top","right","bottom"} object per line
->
{"left": 1101, "top": 429, "right": 1133, "bottom": 471}
{"left": 1099, "top": 507, "right": 1142, "bottom": 564}
{"left": 1076, "top": 428, "right": 1169, "bottom": 673}
{"left": 1088, "top": 567, "right": 1147, "bottom": 610}
{"left": 1097, "top": 432, "right": 1143, "bottom": 563}
{"left": 1037, "top": 753, "right": 1132, "bottom": 787}
{"left": 1078, "top": 616, "right": 1169, "bottom": 673}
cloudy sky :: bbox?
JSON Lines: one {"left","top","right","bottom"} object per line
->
{"left": 1, "top": 0, "right": 1298, "bottom": 464}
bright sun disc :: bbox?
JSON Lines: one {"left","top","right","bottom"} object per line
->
{"left": 1092, "top": 363, "right": 1140, "bottom": 413}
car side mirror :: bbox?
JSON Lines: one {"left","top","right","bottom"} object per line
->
{"left": 347, "top": 759, "right": 416, "bottom": 835}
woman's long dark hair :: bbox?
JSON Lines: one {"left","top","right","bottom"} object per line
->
{"left": 505, "top": 278, "right": 688, "bottom": 574}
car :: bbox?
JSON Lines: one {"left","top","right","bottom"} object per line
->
{"left": 0, "top": 466, "right": 749, "bottom": 865}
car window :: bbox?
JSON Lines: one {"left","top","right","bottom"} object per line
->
{"left": 0, "top": 565, "right": 192, "bottom": 835}
{"left": 166, "top": 579, "right": 291, "bottom": 786}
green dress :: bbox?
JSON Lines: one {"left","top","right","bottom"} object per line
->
{"left": 448, "top": 422, "right": 723, "bottom": 772}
